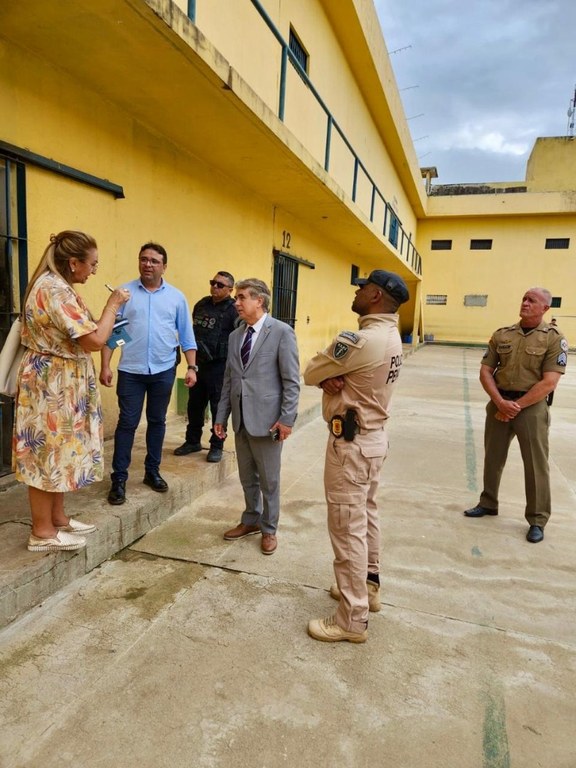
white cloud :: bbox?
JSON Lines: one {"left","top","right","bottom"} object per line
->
{"left": 374, "top": 0, "right": 576, "bottom": 182}
{"left": 437, "top": 125, "right": 530, "bottom": 156}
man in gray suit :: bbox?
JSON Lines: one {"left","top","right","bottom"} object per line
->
{"left": 214, "top": 278, "right": 300, "bottom": 555}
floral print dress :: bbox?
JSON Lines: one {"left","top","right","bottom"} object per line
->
{"left": 13, "top": 271, "right": 102, "bottom": 492}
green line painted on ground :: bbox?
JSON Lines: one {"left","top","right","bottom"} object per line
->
{"left": 462, "top": 349, "right": 478, "bottom": 491}
{"left": 483, "top": 688, "right": 511, "bottom": 768}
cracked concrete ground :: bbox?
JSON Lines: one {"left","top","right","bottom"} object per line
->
{"left": 0, "top": 345, "right": 575, "bottom": 768}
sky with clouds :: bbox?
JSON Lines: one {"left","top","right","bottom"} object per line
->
{"left": 374, "top": 0, "right": 576, "bottom": 185}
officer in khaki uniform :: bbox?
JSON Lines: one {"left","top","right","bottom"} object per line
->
{"left": 304, "top": 269, "right": 409, "bottom": 643}
{"left": 464, "top": 287, "right": 568, "bottom": 543}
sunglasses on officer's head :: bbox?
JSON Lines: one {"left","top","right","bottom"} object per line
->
{"left": 209, "top": 280, "right": 230, "bottom": 289}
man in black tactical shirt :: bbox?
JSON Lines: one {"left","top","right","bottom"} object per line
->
{"left": 174, "top": 271, "right": 238, "bottom": 462}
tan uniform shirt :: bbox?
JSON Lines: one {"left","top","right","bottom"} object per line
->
{"left": 303, "top": 314, "right": 402, "bottom": 430}
{"left": 482, "top": 321, "right": 568, "bottom": 390}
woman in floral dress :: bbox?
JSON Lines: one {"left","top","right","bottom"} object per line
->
{"left": 14, "top": 231, "right": 130, "bottom": 552}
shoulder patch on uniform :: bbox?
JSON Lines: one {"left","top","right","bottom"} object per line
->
{"left": 338, "top": 330, "right": 360, "bottom": 344}
{"left": 482, "top": 349, "right": 489, "bottom": 359}
{"left": 333, "top": 342, "right": 350, "bottom": 360}
{"left": 560, "top": 338, "right": 569, "bottom": 352}
{"left": 557, "top": 352, "right": 567, "bottom": 366}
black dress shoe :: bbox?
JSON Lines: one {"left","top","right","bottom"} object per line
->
{"left": 526, "top": 525, "right": 544, "bottom": 543}
{"left": 463, "top": 505, "right": 498, "bottom": 517}
{"left": 173, "top": 442, "right": 202, "bottom": 456}
{"left": 206, "top": 448, "right": 223, "bottom": 463}
{"left": 108, "top": 480, "right": 126, "bottom": 505}
{"left": 143, "top": 472, "right": 169, "bottom": 493}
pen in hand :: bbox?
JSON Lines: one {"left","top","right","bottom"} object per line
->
{"left": 105, "top": 284, "right": 114, "bottom": 292}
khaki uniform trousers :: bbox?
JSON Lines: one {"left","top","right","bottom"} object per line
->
{"left": 324, "top": 430, "right": 387, "bottom": 634}
{"left": 480, "top": 399, "right": 551, "bottom": 527}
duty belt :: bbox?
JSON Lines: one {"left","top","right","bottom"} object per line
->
{"left": 497, "top": 389, "right": 527, "bottom": 400}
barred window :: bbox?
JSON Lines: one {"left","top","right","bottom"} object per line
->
{"left": 545, "top": 238, "right": 569, "bottom": 249}
{"left": 470, "top": 239, "right": 492, "bottom": 250}
{"left": 426, "top": 294, "right": 447, "bottom": 305}
{"left": 431, "top": 239, "right": 452, "bottom": 250}
{"left": 464, "top": 294, "right": 488, "bottom": 307}
{"left": 350, "top": 264, "right": 359, "bottom": 286}
{"left": 388, "top": 212, "right": 399, "bottom": 248}
{"left": 289, "top": 28, "right": 309, "bottom": 76}
{"left": 551, "top": 297, "right": 562, "bottom": 308}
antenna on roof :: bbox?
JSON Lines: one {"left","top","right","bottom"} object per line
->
{"left": 567, "top": 85, "right": 576, "bottom": 136}
{"left": 389, "top": 45, "right": 412, "bottom": 55}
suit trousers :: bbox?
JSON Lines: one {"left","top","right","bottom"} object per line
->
{"left": 324, "top": 430, "right": 387, "bottom": 634}
{"left": 479, "top": 399, "right": 551, "bottom": 527}
{"left": 185, "top": 359, "right": 226, "bottom": 448}
{"left": 111, "top": 368, "right": 175, "bottom": 482}
{"left": 235, "top": 426, "right": 283, "bottom": 534}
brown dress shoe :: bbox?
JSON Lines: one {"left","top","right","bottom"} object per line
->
{"left": 223, "top": 523, "right": 260, "bottom": 541}
{"left": 261, "top": 533, "right": 277, "bottom": 555}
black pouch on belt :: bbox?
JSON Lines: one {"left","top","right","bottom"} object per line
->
{"left": 343, "top": 409, "right": 358, "bottom": 441}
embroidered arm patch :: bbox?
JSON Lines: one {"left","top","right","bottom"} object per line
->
{"left": 333, "top": 341, "right": 349, "bottom": 359}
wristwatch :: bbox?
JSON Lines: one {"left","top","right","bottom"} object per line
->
{"left": 187, "top": 364, "right": 199, "bottom": 372}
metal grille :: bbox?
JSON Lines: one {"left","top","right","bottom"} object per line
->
{"left": 272, "top": 253, "right": 299, "bottom": 328}
{"left": 545, "top": 238, "right": 570, "bottom": 249}
{"left": 464, "top": 294, "right": 488, "bottom": 307}
{"left": 0, "top": 155, "right": 28, "bottom": 477}
{"left": 289, "top": 28, "right": 308, "bottom": 74}
{"left": 388, "top": 213, "right": 399, "bottom": 248}
{"left": 426, "top": 294, "right": 448, "bottom": 305}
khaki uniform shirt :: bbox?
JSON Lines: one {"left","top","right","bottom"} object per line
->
{"left": 482, "top": 321, "right": 568, "bottom": 390}
{"left": 303, "top": 314, "right": 402, "bottom": 430}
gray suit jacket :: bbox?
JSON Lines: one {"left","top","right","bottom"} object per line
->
{"left": 216, "top": 315, "right": 300, "bottom": 436}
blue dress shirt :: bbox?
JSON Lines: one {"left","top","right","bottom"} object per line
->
{"left": 117, "top": 279, "right": 196, "bottom": 374}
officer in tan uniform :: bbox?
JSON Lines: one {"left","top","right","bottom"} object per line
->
{"left": 464, "top": 287, "right": 568, "bottom": 543}
{"left": 304, "top": 269, "right": 409, "bottom": 643}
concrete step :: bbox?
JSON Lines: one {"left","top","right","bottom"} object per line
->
{"left": 0, "top": 386, "right": 322, "bottom": 630}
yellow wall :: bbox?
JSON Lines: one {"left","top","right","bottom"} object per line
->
{"left": 526, "top": 137, "right": 576, "bottom": 191}
{"left": 2, "top": 6, "right": 421, "bottom": 440}
{"left": 418, "top": 213, "right": 576, "bottom": 345}
{"left": 4, "top": 0, "right": 574, "bottom": 438}
{"left": 192, "top": 0, "right": 421, "bottom": 264}
{"left": 0, "top": 40, "right": 282, "bottom": 431}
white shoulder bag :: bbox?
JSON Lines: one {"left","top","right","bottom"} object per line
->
{"left": 0, "top": 317, "right": 26, "bottom": 397}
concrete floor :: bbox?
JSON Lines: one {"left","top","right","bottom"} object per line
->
{"left": 0, "top": 345, "right": 575, "bottom": 768}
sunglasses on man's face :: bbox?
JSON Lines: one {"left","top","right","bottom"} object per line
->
{"left": 209, "top": 280, "right": 230, "bottom": 289}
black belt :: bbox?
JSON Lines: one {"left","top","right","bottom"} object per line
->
{"left": 498, "top": 389, "right": 527, "bottom": 400}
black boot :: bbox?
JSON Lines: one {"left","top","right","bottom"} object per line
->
{"left": 108, "top": 480, "right": 126, "bottom": 505}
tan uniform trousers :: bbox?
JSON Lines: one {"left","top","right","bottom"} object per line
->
{"left": 480, "top": 399, "right": 551, "bottom": 527}
{"left": 324, "top": 429, "right": 388, "bottom": 634}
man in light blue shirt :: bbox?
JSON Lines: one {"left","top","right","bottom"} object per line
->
{"left": 100, "top": 242, "right": 197, "bottom": 504}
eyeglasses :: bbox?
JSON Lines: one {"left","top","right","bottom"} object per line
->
{"left": 209, "top": 280, "right": 230, "bottom": 289}
{"left": 139, "top": 256, "right": 163, "bottom": 266}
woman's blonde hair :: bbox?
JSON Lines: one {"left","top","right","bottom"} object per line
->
{"left": 22, "top": 230, "right": 97, "bottom": 315}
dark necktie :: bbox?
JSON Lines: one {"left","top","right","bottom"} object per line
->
{"left": 241, "top": 326, "right": 254, "bottom": 367}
